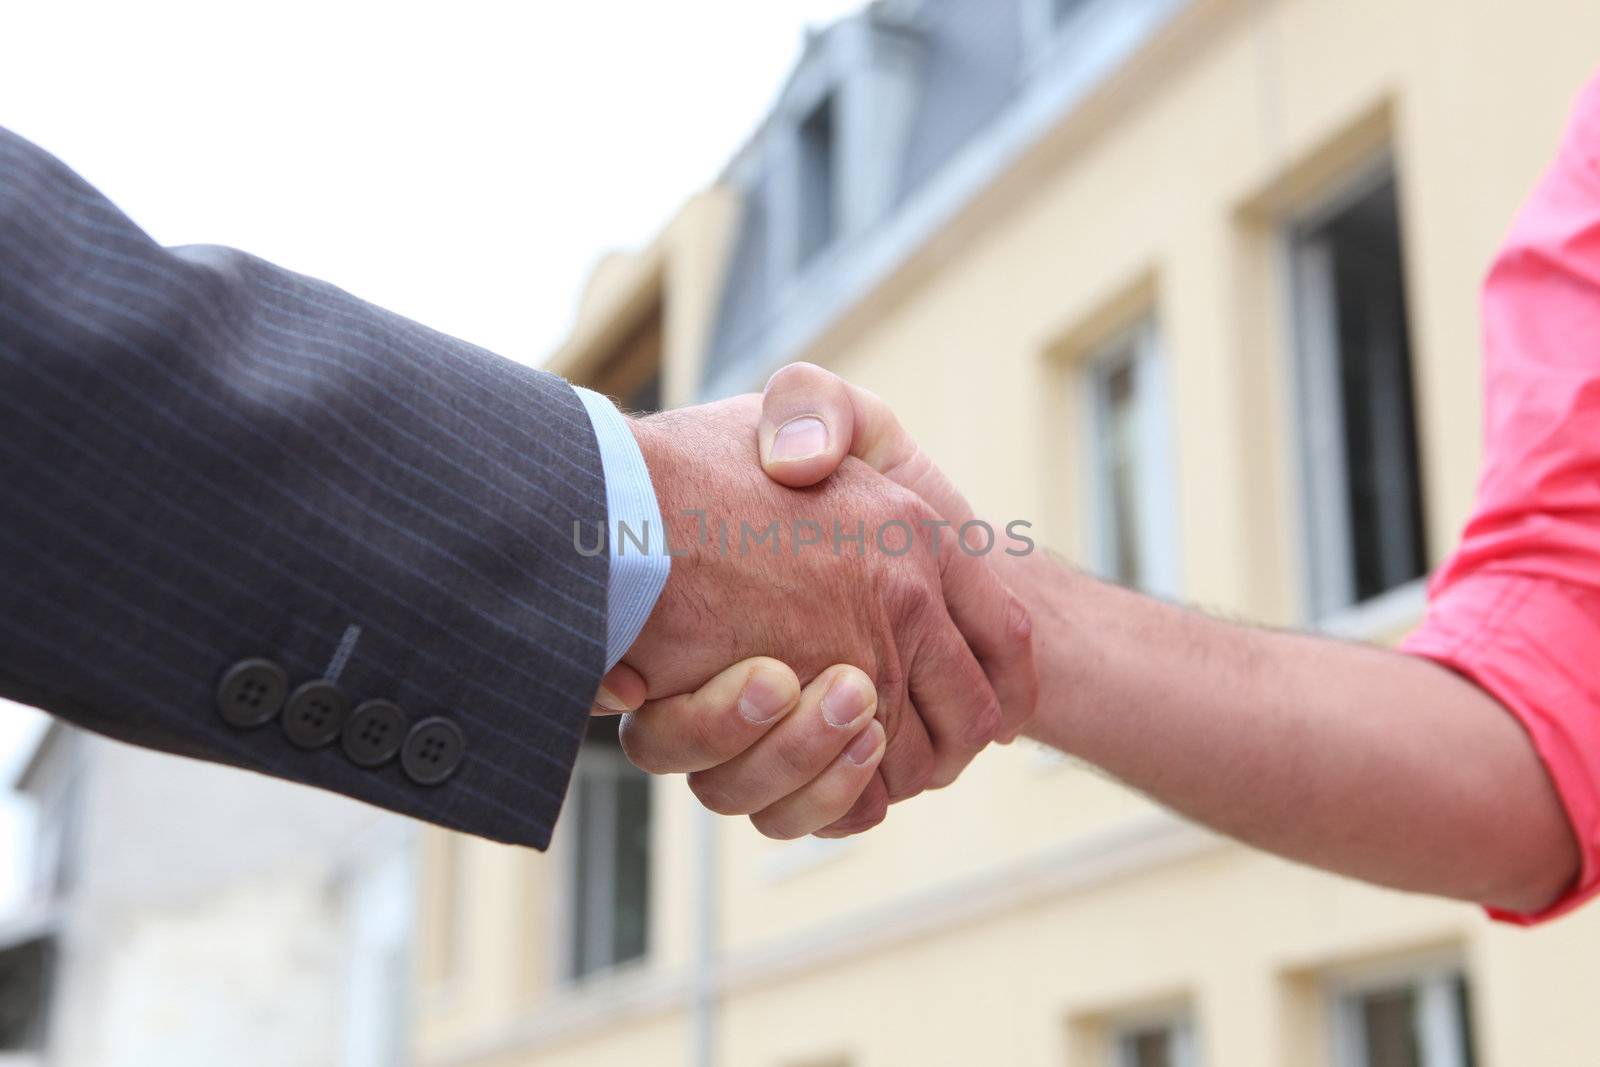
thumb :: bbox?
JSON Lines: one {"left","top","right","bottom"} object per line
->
{"left": 760, "top": 363, "right": 972, "bottom": 525}
{"left": 758, "top": 362, "right": 859, "bottom": 487}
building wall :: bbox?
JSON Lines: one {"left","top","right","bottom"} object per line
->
{"left": 24, "top": 735, "right": 414, "bottom": 1067}
{"left": 415, "top": 0, "right": 1600, "bottom": 1064}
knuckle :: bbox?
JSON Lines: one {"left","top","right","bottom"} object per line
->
{"left": 769, "top": 728, "right": 823, "bottom": 783}
{"left": 749, "top": 809, "right": 806, "bottom": 842}
{"left": 830, "top": 797, "right": 889, "bottom": 837}
{"left": 927, "top": 748, "right": 977, "bottom": 791}
{"left": 1005, "top": 591, "right": 1034, "bottom": 644}
{"left": 617, "top": 715, "right": 666, "bottom": 774}
{"left": 907, "top": 494, "right": 940, "bottom": 528}
{"left": 877, "top": 565, "right": 933, "bottom": 619}
{"left": 961, "top": 693, "right": 1004, "bottom": 749}
{"left": 686, "top": 699, "right": 743, "bottom": 763}
{"left": 686, "top": 772, "right": 751, "bottom": 817}
{"left": 885, "top": 757, "right": 934, "bottom": 803}
{"left": 872, "top": 678, "right": 908, "bottom": 746}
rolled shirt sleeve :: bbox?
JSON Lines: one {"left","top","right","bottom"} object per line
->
{"left": 1404, "top": 574, "right": 1600, "bottom": 923}
{"left": 1401, "top": 69, "right": 1600, "bottom": 923}
{"left": 573, "top": 387, "right": 671, "bottom": 671}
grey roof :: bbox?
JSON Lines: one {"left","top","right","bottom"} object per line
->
{"left": 698, "top": 0, "right": 1190, "bottom": 397}
{"left": 706, "top": 176, "right": 771, "bottom": 386}
{"left": 703, "top": 0, "right": 1028, "bottom": 390}
{"left": 896, "top": 0, "right": 1027, "bottom": 195}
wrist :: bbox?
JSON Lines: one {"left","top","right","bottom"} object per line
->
{"left": 626, "top": 414, "right": 683, "bottom": 546}
{"left": 623, "top": 413, "right": 707, "bottom": 609}
{"left": 1005, "top": 551, "right": 1096, "bottom": 751}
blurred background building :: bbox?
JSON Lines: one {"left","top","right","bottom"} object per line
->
{"left": 7, "top": 0, "right": 1600, "bottom": 1065}
{"left": 413, "top": 1, "right": 1600, "bottom": 1066}
{"left": 1, "top": 722, "right": 414, "bottom": 1067}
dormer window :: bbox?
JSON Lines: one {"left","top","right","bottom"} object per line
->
{"left": 761, "top": 9, "right": 924, "bottom": 285}
{"left": 1051, "top": 0, "right": 1095, "bottom": 25}
{"left": 796, "top": 92, "right": 839, "bottom": 267}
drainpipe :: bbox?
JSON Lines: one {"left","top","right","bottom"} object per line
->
{"left": 689, "top": 806, "right": 719, "bottom": 1067}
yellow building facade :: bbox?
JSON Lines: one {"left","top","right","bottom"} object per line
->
{"left": 414, "top": 1, "right": 1600, "bottom": 1065}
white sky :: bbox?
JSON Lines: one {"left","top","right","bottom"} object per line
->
{"left": 0, "top": 0, "right": 864, "bottom": 906}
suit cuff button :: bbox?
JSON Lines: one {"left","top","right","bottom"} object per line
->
{"left": 401, "top": 717, "right": 465, "bottom": 786}
{"left": 342, "top": 700, "right": 408, "bottom": 767}
{"left": 282, "top": 680, "right": 350, "bottom": 749}
{"left": 216, "top": 659, "right": 288, "bottom": 728}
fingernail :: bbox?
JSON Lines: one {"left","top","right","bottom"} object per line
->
{"left": 822, "top": 673, "right": 872, "bottom": 727}
{"left": 739, "top": 669, "right": 792, "bottom": 724}
{"left": 771, "top": 416, "right": 827, "bottom": 462}
{"left": 595, "top": 685, "right": 629, "bottom": 713}
{"left": 844, "top": 722, "right": 883, "bottom": 766}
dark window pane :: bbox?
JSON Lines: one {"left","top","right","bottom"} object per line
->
{"left": 0, "top": 938, "right": 52, "bottom": 1050}
{"left": 1053, "top": 0, "right": 1095, "bottom": 25}
{"left": 1360, "top": 988, "right": 1420, "bottom": 1067}
{"left": 612, "top": 775, "right": 651, "bottom": 965}
{"left": 569, "top": 773, "right": 598, "bottom": 977}
{"left": 1294, "top": 172, "right": 1427, "bottom": 610}
{"left": 1324, "top": 179, "right": 1426, "bottom": 600}
{"left": 1455, "top": 976, "right": 1478, "bottom": 1067}
{"left": 1104, "top": 357, "right": 1144, "bottom": 589}
{"left": 798, "top": 94, "right": 838, "bottom": 266}
{"left": 567, "top": 716, "right": 652, "bottom": 980}
{"left": 1122, "top": 1026, "right": 1175, "bottom": 1067}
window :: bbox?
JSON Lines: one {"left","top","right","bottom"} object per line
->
{"left": 565, "top": 717, "right": 652, "bottom": 981}
{"left": 1331, "top": 968, "right": 1476, "bottom": 1067}
{"left": 1289, "top": 166, "right": 1426, "bottom": 619}
{"left": 1052, "top": 0, "right": 1097, "bottom": 25}
{"left": 1113, "top": 1016, "right": 1198, "bottom": 1067}
{"left": 796, "top": 92, "right": 839, "bottom": 267}
{"left": 0, "top": 937, "right": 52, "bottom": 1053}
{"left": 1084, "top": 320, "right": 1179, "bottom": 597}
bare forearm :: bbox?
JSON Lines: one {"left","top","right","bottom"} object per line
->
{"left": 1006, "top": 552, "right": 1577, "bottom": 913}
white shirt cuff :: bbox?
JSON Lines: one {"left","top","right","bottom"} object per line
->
{"left": 573, "top": 387, "right": 671, "bottom": 671}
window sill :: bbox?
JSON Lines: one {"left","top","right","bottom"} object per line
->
{"left": 760, "top": 834, "right": 858, "bottom": 883}
{"left": 1311, "top": 578, "right": 1428, "bottom": 644}
{"left": 555, "top": 953, "right": 654, "bottom": 997}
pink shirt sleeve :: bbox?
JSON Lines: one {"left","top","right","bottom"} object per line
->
{"left": 1401, "top": 69, "right": 1600, "bottom": 924}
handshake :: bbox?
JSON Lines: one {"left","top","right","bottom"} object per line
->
{"left": 590, "top": 363, "right": 1039, "bottom": 840}
{"left": 578, "top": 364, "right": 1576, "bottom": 919}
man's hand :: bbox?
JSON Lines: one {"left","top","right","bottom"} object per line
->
{"left": 758, "top": 363, "right": 1037, "bottom": 742}
{"left": 606, "top": 657, "right": 887, "bottom": 839}
{"left": 599, "top": 393, "right": 1010, "bottom": 835}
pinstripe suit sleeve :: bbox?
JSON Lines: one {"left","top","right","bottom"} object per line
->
{"left": 0, "top": 127, "right": 609, "bottom": 849}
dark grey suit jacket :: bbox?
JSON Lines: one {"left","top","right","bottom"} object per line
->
{"left": 0, "top": 127, "right": 608, "bottom": 849}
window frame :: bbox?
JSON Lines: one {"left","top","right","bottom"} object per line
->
{"left": 1108, "top": 1009, "right": 1200, "bottom": 1067}
{"left": 1080, "top": 318, "right": 1181, "bottom": 598}
{"left": 557, "top": 738, "right": 653, "bottom": 984}
{"left": 1326, "top": 958, "right": 1475, "bottom": 1067}
{"left": 1281, "top": 153, "right": 1428, "bottom": 631}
